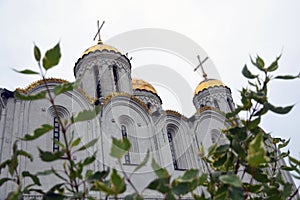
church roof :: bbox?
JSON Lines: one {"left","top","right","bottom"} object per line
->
{"left": 16, "top": 78, "right": 68, "bottom": 94}
{"left": 81, "top": 40, "right": 120, "bottom": 58}
{"left": 132, "top": 78, "right": 157, "bottom": 95}
{"left": 194, "top": 79, "right": 226, "bottom": 95}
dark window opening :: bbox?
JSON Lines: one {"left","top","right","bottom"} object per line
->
{"left": 113, "top": 65, "right": 119, "bottom": 92}
{"left": 167, "top": 130, "right": 179, "bottom": 170}
{"left": 227, "top": 98, "right": 234, "bottom": 112}
{"left": 96, "top": 80, "right": 102, "bottom": 98}
{"left": 53, "top": 117, "right": 60, "bottom": 152}
{"left": 121, "top": 125, "right": 130, "bottom": 164}
{"left": 147, "top": 102, "right": 151, "bottom": 109}
{"left": 213, "top": 99, "right": 220, "bottom": 109}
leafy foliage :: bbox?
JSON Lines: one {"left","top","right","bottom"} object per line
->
{"left": 1, "top": 43, "right": 300, "bottom": 200}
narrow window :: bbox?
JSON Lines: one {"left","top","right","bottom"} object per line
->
{"left": 96, "top": 80, "right": 102, "bottom": 98}
{"left": 227, "top": 98, "right": 234, "bottom": 112}
{"left": 213, "top": 99, "right": 220, "bottom": 109}
{"left": 121, "top": 125, "right": 130, "bottom": 164}
{"left": 113, "top": 65, "right": 119, "bottom": 92}
{"left": 53, "top": 117, "right": 60, "bottom": 152}
{"left": 147, "top": 102, "right": 151, "bottom": 109}
{"left": 167, "top": 129, "right": 178, "bottom": 170}
{"left": 94, "top": 66, "right": 102, "bottom": 98}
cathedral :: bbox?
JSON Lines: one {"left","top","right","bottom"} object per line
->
{"left": 0, "top": 33, "right": 295, "bottom": 199}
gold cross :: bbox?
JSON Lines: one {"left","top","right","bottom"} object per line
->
{"left": 93, "top": 20, "right": 105, "bottom": 43}
{"left": 194, "top": 55, "right": 209, "bottom": 80}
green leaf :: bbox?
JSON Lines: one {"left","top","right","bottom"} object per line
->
{"left": 12, "top": 68, "right": 39, "bottom": 75}
{"left": 82, "top": 154, "right": 96, "bottom": 166}
{"left": 266, "top": 55, "right": 281, "bottom": 72}
{"left": 198, "top": 173, "right": 208, "bottom": 185}
{"left": 0, "top": 159, "right": 10, "bottom": 171}
{"left": 87, "top": 170, "right": 109, "bottom": 183}
{"left": 229, "top": 127, "right": 247, "bottom": 141}
{"left": 219, "top": 174, "right": 242, "bottom": 187}
{"left": 0, "top": 178, "right": 13, "bottom": 187}
{"left": 93, "top": 181, "right": 114, "bottom": 194}
{"left": 34, "top": 45, "right": 41, "bottom": 62}
{"left": 42, "top": 42, "right": 61, "bottom": 70}
{"left": 242, "top": 65, "right": 257, "bottom": 79}
{"left": 14, "top": 90, "right": 47, "bottom": 101}
{"left": 232, "top": 138, "right": 246, "bottom": 158}
{"left": 171, "top": 169, "right": 200, "bottom": 195}
{"left": 192, "top": 193, "right": 207, "bottom": 200}
{"left": 53, "top": 79, "right": 80, "bottom": 96}
{"left": 71, "top": 106, "right": 100, "bottom": 123}
{"left": 110, "top": 137, "right": 131, "bottom": 159}
{"left": 267, "top": 103, "right": 294, "bottom": 114}
{"left": 246, "top": 133, "right": 269, "bottom": 167}
{"left": 252, "top": 169, "right": 269, "bottom": 183}
{"left": 282, "top": 183, "right": 293, "bottom": 199}
{"left": 228, "top": 186, "right": 244, "bottom": 199}
{"left": 278, "top": 138, "right": 290, "bottom": 149}
{"left": 151, "top": 158, "right": 170, "bottom": 178}
{"left": 111, "top": 169, "right": 126, "bottom": 194}
{"left": 76, "top": 138, "right": 98, "bottom": 152}
{"left": 213, "top": 154, "right": 227, "bottom": 168}
{"left": 289, "top": 156, "right": 300, "bottom": 166}
{"left": 248, "top": 117, "right": 261, "bottom": 129}
{"left": 172, "top": 182, "right": 191, "bottom": 195}
{"left": 147, "top": 177, "right": 170, "bottom": 194}
{"left": 71, "top": 138, "right": 81, "bottom": 148}
{"left": 256, "top": 56, "right": 265, "bottom": 70}
{"left": 125, "top": 193, "right": 144, "bottom": 200}
{"left": 178, "top": 169, "right": 199, "bottom": 181}
{"left": 208, "top": 143, "right": 217, "bottom": 157}
{"left": 53, "top": 139, "right": 65, "bottom": 149}
{"left": 133, "top": 150, "right": 150, "bottom": 173}
{"left": 21, "top": 124, "right": 53, "bottom": 141}
{"left": 22, "top": 171, "right": 41, "bottom": 185}
{"left": 37, "top": 169, "right": 54, "bottom": 176}
{"left": 43, "top": 193, "right": 65, "bottom": 200}
{"left": 17, "top": 150, "right": 33, "bottom": 161}
{"left": 38, "top": 148, "right": 65, "bottom": 162}
{"left": 274, "top": 72, "right": 300, "bottom": 80}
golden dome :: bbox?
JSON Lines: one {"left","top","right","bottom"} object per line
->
{"left": 194, "top": 79, "right": 225, "bottom": 95}
{"left": 132, "top": 78, "right": 157, "bottom": 94}
{"left": 81, "top": 40, "right": 120, "bottom": 58}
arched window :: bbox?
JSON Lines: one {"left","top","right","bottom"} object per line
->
{"left": 121, "top": 125, "right": 130, "bottom": 164}
{"left": 113, "top": 65, "right": 119, "bottom": 92}
{"left": 227, "top": 98, "right": 234, "bottom": 112}
{"left": 211, "top": 129, "right": 223, "bottom": 144}
{"left": 167, "top": 128, "right": 178, "bottom": 170}
{"left": 47, "top": 105, "right": 69, "bottom": 152}
{"left": 94, "top": 66, "right": 102, "bottom": 98}
{"left": 213, "top": 99, "right": 220, "bottom": 109}
{"left": 53, "top": 117, "right": 60, "bottom": 152}
{"left": 119, "top": 115, "right": 140, "bottom": 165}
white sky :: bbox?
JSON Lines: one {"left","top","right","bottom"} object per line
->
{"left": 0, "top": 0, "right": 299, "bottom": 181}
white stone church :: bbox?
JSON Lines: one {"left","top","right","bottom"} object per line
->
{"left": 0, "top": 37, "right": 295, "bottom": 199}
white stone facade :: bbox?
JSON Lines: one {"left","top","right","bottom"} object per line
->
{"left": 0, "top": 41, "right": 296, "bottom": 199}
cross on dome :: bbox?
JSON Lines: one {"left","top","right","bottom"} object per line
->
{"left": 93, "top": 20, "right": 105, "bottom": 44}
{"left": 194, "top": 55, "right": 209, "bottom": 80}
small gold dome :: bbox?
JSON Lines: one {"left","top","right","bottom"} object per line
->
{"left": 81, "top": 40, "right": 120, "bottom": 58}
{"left": 132, "top": 78, "right": 157, "bottom": 94}
{"left": 194, "top": 79, "right": 225, "bottom": 95}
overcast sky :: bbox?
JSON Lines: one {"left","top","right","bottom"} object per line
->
{"left": 0, "top": 0, "right": 299, "bottom": 177}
